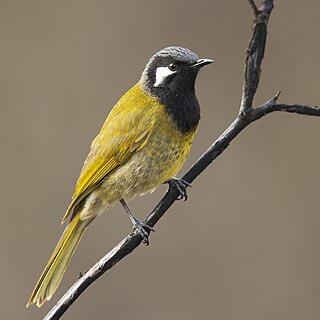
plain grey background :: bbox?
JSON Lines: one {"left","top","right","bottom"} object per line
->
{"left": 1, "top": 0, "right": 320, "bottom": 319}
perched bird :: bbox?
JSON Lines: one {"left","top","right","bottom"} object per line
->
{"left": 27, "top": 46, "right": 213, "bottom": 307}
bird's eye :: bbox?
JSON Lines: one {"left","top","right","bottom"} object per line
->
{"left": 168, "top": 63, "right": 179, "bottom": 71}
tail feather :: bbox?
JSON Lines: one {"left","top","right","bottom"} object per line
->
{"left": 27, "top": 215, "right": 87, "bottom": 307}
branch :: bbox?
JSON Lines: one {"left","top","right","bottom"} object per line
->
{"left": 44, "top": 1, "right": 319, "bottom": 319}
{"left": 240, "top": 0, "right": 273, "bottom": 114}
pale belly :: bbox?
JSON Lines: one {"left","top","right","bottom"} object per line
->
{"left": 79, "top": 130, "right": 195, "bottom": 221}
{"left": 99, "top": 135, "right": 192, "bottom": 204}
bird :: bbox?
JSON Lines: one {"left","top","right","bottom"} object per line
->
{"left": 27, "top": 46, "right": 213, "bottom": 307}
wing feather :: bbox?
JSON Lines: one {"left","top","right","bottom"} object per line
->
{"left": 61, "top": 86, "right": 156, "bottom": 223}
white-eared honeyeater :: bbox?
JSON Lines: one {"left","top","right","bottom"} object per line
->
{"left": 27, "top": 46, "right": 213, "bottom": 307}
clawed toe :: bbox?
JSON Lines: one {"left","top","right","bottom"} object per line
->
{"left": 120, "top": 199, "right": 154, "bottom": 245}
{"left": 167, "top": 178, "right": 191, "bottom": 201}
{"left": 133, "top": 220, "right": 155, "bottom": 245}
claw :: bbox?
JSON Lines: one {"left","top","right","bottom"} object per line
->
{"left": 132, "top": 219, "right": 154, "bottom": 245}
{"left": 167, "top": 178, "right": 191, "bottom": 201}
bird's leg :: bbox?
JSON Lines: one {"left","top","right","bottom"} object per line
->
{"left": 167, "top": 178, "right": 192, "bottom": 201}
{"left": 120, "top": 199, "right": 154, "bottom": 245}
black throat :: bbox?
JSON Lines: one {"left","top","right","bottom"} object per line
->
{"left": 146, "top": 72, "right": 201, "bottom": 134}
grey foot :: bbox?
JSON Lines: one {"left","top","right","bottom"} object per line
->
{"left": 167, "top": 178, "right": 192, "bottom": 201}
{"left": 132, "top": 217, "right": 155, "bottom": 246}
{"left": 120, "top": 198, "right": 155, "bottom": 245}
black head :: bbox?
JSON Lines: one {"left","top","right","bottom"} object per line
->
{"left": 141, "top": 46, "right": 213, "bottom": 93}
{"left": 140, "top": 46, "right": 213, "bottom": 133}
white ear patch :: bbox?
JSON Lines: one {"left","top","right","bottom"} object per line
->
{"left": 154, "top": 66, "right": 176, "bottom": 87}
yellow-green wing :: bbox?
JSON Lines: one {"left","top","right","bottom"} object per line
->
{"left": 61, "top": 86, "right": 157, "bottom": 223}
{"left": 61, "top": 128, "right": 150, "bottom": 224}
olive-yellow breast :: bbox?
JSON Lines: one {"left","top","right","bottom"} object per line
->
{"left": 27, "top": 46, "right": 213, "bottom": 307}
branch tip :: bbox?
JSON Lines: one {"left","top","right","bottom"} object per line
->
{"left": 248, "top": 0, "right": 259, "bottom": 16}
{"left": 263, "top": 92, "right": 280, "bottom": 107}
{"left": 248, "top": 0, "right": 259, "bottom": 17}
{"left": 269, "top": 91, "right": 281, "bottom": 105}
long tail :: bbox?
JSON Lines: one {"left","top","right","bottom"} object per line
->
{"left": 27, "top": 214, "right": 88, "bottom": 307}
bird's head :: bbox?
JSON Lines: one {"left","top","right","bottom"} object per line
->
{"left": 140, "top": 46, "right": 213, "bottom": 94}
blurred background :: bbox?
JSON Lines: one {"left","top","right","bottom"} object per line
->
{"left": 1, "top": 0, "right": 320, "bottom": 319}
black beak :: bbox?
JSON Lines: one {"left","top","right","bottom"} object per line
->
{"left": 191, "top": 58, "right": 214, "bottom": 69}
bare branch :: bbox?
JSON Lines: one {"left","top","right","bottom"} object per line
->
{"left": 43, "top": 0, "right": 319, "bottom": 318}
{"left": 253, "top": 102, "right": 320, "bottom": 120}
{"left": 240, "top": 0, "right": 274, "bottom": 114}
